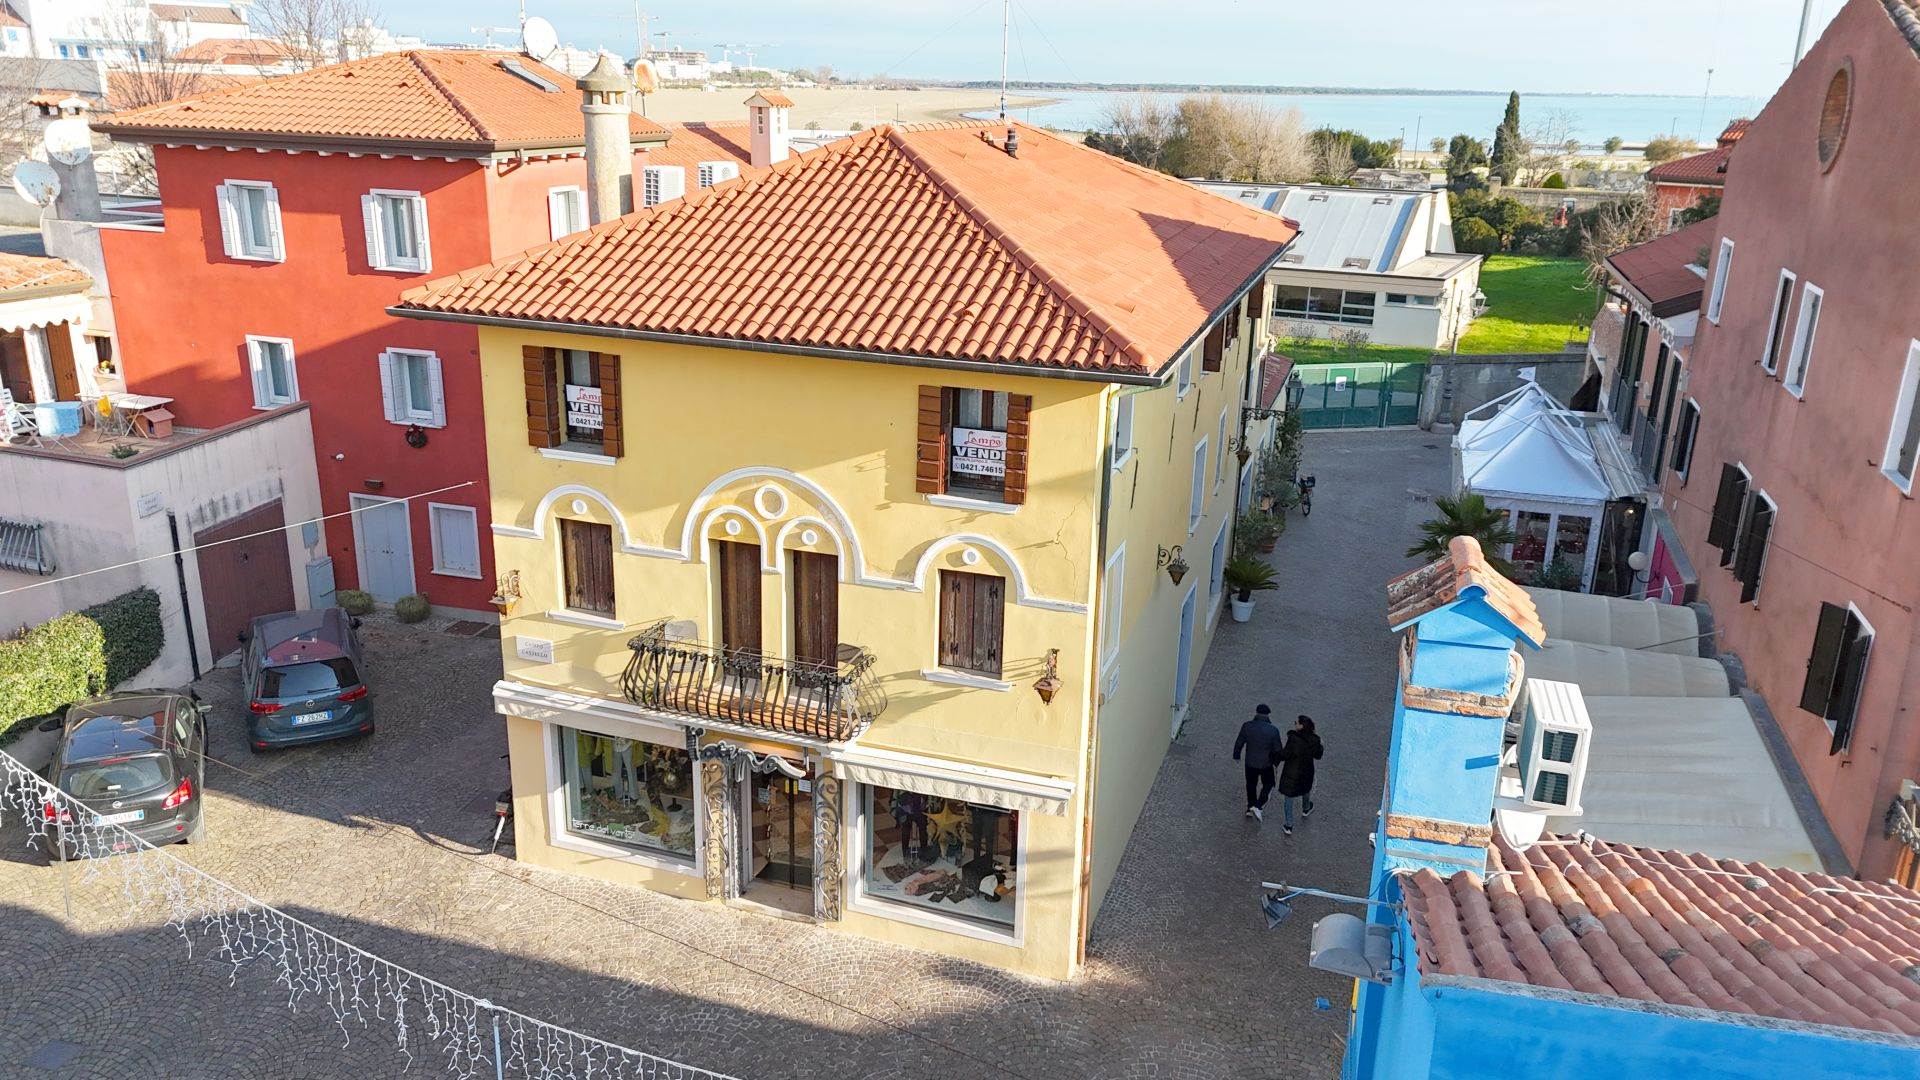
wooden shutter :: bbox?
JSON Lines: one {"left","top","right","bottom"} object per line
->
{"left": 716, "top": 540, "right": 763, "bottom": 655}
{"left": 789, "top": 550, "right": 839, "bottom": 667}
{"left": 1706, "top": 464, "right": 1745, "bottom": 559}
{"left": 561, "top": 519, "right": 614, "bottom": 615}
{"left": 523, "top": 345, "right": 562, "bottom": 448}
{"left": 47, "top": 325, "right": 78, "bottom": 400}
{"left": 938, "top": 570, "right": 1005, "bottom": 677}
{"left": 1734, "top": 498, "right": 1773, "bottom": 602}
{"left": 1002, "top": 393, "right": 1031, "bottom": 505}
{"left": 915, "top": 385, "right": 950, "bottom": 494}
{"left": 1203, "top": 321, "right": 1225, "bottom": 371}
{"left": 1245, "top": 281, "right": 1265, "bottom": 319}
{"left": 1800, "top": 602, "right": 1850, "bottom": 717}
{"left": 594, "top": 351, "right": 623, "bottom": 457}
{"left": 1669, "top": 403, "right": 1698, "bottom": 476}
{"left": 1828, "top": 619, "right": 1872, "bottom": 754}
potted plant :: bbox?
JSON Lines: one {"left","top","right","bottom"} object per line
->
{"left": 1235, "top": 511, "right": 1282, "bottom": 555}
{"left": 1222, "top": 556, "right": 1278, "bottom": 622}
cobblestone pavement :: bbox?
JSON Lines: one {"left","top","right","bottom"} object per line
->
{"left": 0, "top": 430, "right": 1448, "bottom": 1080}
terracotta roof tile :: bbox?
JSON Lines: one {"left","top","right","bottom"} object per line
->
{"left": 0, "top": 253, "right": 90, "bottom": 295}
{"left": 93, "top": 50, "right": 668, "bottom": 151}
{"left": 747, "top": 90, "right": 795, "bottom": 108}
{"left": 1647, "top": 143, "right": 1733, "bottom": 186}
{"left": 1885, "top": 0, "right": 1920, "bottom": 59}
{"left": 1385, "top": 535, "right": 1546, "bottom": 646}
{"left": 150, "top": 3, "right": 247, "bottom": 23}
{"left": 1403, "top": 834, "right": 1920, "bottom": 1036}
{"left": 1257, "top": 351, "right": 1293, "bottom": 410}
{"left": 642, "top": 121, "right": 753, "bottom": 170}
{"left": 395, "top": 121, "right": 1298, "bottom": 377}
{"left": 1605, "top": 217, "right": 1720, "bottom": 313}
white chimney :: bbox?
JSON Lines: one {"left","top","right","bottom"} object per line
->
{"left": 577, "top": 53, "right": 633, "bottom": 224}
{"left": 745, "top": 90, "right": 791, "bottom": 169}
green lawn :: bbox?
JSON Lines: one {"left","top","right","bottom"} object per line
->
{"left": 1276, "top": 340, "right": 1432, "bottom": 366}
{"left": 1455, "top": 255, "right": 1599, "bottom": 355}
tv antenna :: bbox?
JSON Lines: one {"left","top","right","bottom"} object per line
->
{"left": 998, "top": 0, "right": 1009, "bottom": 120}
{"left": 470, "top": 26, "right": 520, "bottom": 48}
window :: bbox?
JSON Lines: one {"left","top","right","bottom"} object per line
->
{"left": 1099, "top": 547, "right": 1125, "bottom": 670}
{"left": 428, "top": 503, "right": 481, "bottom": 578}
{"left": 560, "top": 518, "right": 615, "bottom": 616}
{"left": 216, "top": 181, "right": 283, "bottom": 261}
{"left": 259, "top": 658, "right": 358, "bottom": 698}
{"left": 1800, "top": 603, "right": 1872, "bottom": 755}
{"left": 245, "top": 336, "right": 298, "bottom": 407}
{"left": 524, "top": 347, "right": 623, "bottom": 458}
{"left": 1760, "top": 270, "right": 1796, "bottom": 374}
{"left": 1189, "top": 437, "right": 1208, "bottom": 532}
{"left": 1670, "top": 400, "right": 1701, "bottom": 481}
{"left": 561, "top": 349, "right": 605, "bottom": 447}
{"left": 1273, "top": 285, "right": 1376, "bottom": 326}
{"left": 1706, "top": 463, "right": 1750, "bottom": 567}
{"left": 916, "top": 386, "right": 1029, "bottom": 504}
{"left": 936, "top": 570, "right": 1005, "bottom": 677}
{"left": 558, "top": 727, "right": 695, "bottom": 860}
{"left": 1881, "top": 341, "right": 1920, "bottom": 493}
{"left": 1732, "top": 490, "right": 1775, "bottom": 604}
{"left": 1384, "top": 293, "right": 1436, "bottom": 307}
{"left": 379, "top": 349, "right": 445, "bottom": 427}
{"left": 1706, "top": 238, "right": 1734, "bottom": 323}
{"left": 548, "top": 186, "right": 588, "bottom": 240}
{"left": 1209, "top": 519, "right": 1228, "bottom": 602}
{"left": 1782, "top": 283, "right": 1822, "bottom": 396}
{"left": 863, "top": 784, "right": 1016, "bottom": 931}
{"left": 361, "top": 189, "right": 431, "bottom": 273}
{"left": 1111, "top": 392, "right": 1134, "bottom": 469}
{"left": 1818, "top": 65, "right": 1852, "bottom": 172}
{"left": 1177, "top": 347, "right": 1195, "bottom": 397}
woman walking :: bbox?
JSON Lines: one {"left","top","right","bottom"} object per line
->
{"left": 1275, "top": 715, "right": 1323, "bottom": 836}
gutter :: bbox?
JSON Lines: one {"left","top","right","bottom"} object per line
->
{"left": 92, "top": 128, "right": 672, "bottom": 160}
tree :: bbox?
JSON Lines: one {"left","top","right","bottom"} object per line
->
{"left": 1090, "top": 94, "right": 1177, "bottom": 172}
{"left": 1541, "top": 173, "right": 1568, "bottom": 189}
{"left": 1579, "top": 189, "right": 1662, "bottom": 289}
{"left": 1642, "top": 135, "right": 1696, "bottom": 164}
{"left": 247, "top": 0, "right": 385, "bottom": 68}
{"left": 1443, "top": 133, "right": 1487, "bottom": 189}
{"left": 1307, "top": 127, "right": 1398, "bottom": 180}
{"left": 1454, "top": 217, "right": 1500, "bottom": 254}
{"left": 1428, "top": 136, "right": 1447, "bottom": 154}
{"left": 1677, "top": 194, "right": 1721, "bottom": 227}
{"left": 1517, "top": 109, "right": 1578, "bottom": 186}
{"left": 1489, "top": 91, "right": 1522, "bottom": 185}
{"left": 1166, "top": 94, "right": 1311, "bottom": 182}
{"left": 1602, "top": 135, "right": 1624, "bottom": 154}
{"left": 1407, "top": 494, "right": 1520, "bottom": 575}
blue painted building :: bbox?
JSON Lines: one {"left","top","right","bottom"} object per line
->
{"left": 1340, "top": 537, "right": 1920, "bottom": 1078}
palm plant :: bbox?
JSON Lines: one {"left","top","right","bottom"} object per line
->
{"left": 1406, "top": 493, "right": 1519, "bottom": 575}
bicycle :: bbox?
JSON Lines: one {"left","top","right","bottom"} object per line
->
{"left": 1298, "top": 474, "right": 1316, "bottom": 517}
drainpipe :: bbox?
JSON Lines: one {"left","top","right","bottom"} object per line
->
{"left": 168, "top": 511, "right": 201, "bottom": 681}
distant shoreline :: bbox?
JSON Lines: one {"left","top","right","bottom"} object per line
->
{"left": 918, "top": 81, "right": 1753, "bottom": 102}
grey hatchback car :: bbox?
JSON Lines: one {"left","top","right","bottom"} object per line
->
{"left": 242, "top": 608, "right": 375, "bottom": 751}
{"left": 46, "top": 690, "right": 207, "bottom": 859}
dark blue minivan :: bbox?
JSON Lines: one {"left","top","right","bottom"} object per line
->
{"left": 241, "top": 608, "right": 375, "bottom": 751}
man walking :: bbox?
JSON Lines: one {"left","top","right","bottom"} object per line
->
{"left": 1275, "top": 715, "right": 1324, "bottom": 836}
{"left": 1232, "top": 704, "right": 1283, "bottom": 821}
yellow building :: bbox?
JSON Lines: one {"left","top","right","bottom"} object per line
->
{"left": 395, "top": 111, "right": 1298, "bottom": 980}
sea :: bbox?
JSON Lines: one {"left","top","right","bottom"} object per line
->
{"left": 972, "top": 89, "right": 1769, "bottom": 147}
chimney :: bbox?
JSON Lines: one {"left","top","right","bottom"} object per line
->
{"left": 745, "top": 91, "right": 790, "bottom": 168}
{"left": 577, "top": 53, "right": 632, "bottom": 224}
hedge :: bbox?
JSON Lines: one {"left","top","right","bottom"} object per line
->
{"left": 0, "top": 587, "right": 165, "bottom": 732}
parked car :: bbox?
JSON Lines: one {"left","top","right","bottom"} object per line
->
{"left": 241, "top": 608, "right": 375, "bottom": 751}
{"left": 44, "top": 690, "right": 206, "bottom": 859}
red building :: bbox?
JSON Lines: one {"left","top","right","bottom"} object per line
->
{"left": 92, "top": 50, "right": 764, "bottom": 617}
{"left": 1646, "top": 118, "right": 1748, "bottom": 229}
{"left": 1606, "top": 0, "right": 1920, "bottom": 885}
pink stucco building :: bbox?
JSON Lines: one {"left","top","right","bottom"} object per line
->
{"left": 1634, "top": 0, "right": 1920, "bottom": 885}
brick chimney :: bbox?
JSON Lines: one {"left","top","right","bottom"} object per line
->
{"left": 744, "top": 90, "right": 792, "bottom": 168}
{"left": 577, "top": 53, "right": 632, "bottom": 224}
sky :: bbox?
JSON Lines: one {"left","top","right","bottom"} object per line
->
{"left": 390, "top": 0, "right": 1849, "bottom": 99}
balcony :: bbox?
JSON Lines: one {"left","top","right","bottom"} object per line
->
{"left": 621, "top": 620, "right": 887, "bottom": 743}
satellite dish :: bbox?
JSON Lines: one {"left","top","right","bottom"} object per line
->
{"left": 12, "top": 160, "right": 59, "bottom": 207}
{"left": 631, "top": 57, "right": 659, "bottom": 95}
{"left": 520, "top": 16, "right": 558, "bottom": 61}
{"left": 44, "top": 117, "right": 93, "bottom": 165}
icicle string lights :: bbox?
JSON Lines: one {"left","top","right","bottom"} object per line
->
{"left": 2, "top": 751, "right": 736, "bottom": 1080}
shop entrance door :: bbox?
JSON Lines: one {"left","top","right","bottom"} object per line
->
{"left": 742, "top": 763, "right": 814, "bottom": 911}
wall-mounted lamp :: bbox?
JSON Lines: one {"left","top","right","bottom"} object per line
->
{"left": 1158, "top": 545, "right": 1188, "bottom": 586}
{"left": 1033, "top": 648, "right": 1062, "bottom": 704}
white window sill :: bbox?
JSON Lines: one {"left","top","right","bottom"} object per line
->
{"left": 539, "top": 447, "right": 617, "bottom": 467}
{"left": 1882, "top": 466, "right": 1915, "bottom": 497}
{"left": 548, "top": 830, "right": 701, "bottom": 877}
{"left": 367, "top": 263, "right": 428, "bottom": 275}
{"left": 391, "top": 415, "right": 444, "bottom": 429}
{"left": 431, "top": 566, "right": 484, "bottom": 580}
{"left": 547, "top": 609, "right": 622, "bottom": 630}
{"left": 1110, "top": 447, "right": 1135, "bottom": 472}
{"left": 849, "top": 890, "right": 1020, "bottom": 947}
{"left": 231, "top": 252, "right": 282, "bottom": 263}
{"left": 920, "top": 668, "right": 1013, "bottom": 692}
{"left": 924, "top": 492, "right": 1018, "bottom": 514}
{"left": 251, "top": 401, "right": 296, "bottom": 411}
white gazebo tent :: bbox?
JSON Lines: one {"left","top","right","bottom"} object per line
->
{"left": 1453, "top": 382, "right": 1621, "bottom": 590}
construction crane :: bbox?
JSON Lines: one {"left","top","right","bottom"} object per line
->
{"left": 720, "top": 43, "right": 771, "bottom": 68}
{"left": 469, "top": 26, "right": 522, "bottom": 48}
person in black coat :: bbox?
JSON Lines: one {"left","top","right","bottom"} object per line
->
{"left": 1275, "top": 715, "right": 1324, "bottom": 835}
{"left": 1231, "top": 704, "right": 1283, "bottom": 821}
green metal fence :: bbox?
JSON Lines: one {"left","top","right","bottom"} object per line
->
{"left": 1293, "top": 362, "right": 1428, "bottom": 429}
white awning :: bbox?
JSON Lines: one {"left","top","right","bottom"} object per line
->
{"left": 825, "top": 745, "right": 1074, "bottom": 815}
{"left": 1525, "top": 587, "right": 1701, "bottom": 656}
{"left": 1525, "top": 639, "right": 1730, "bottom": 699}
{"left": 1455, "top": 382, "right": 1615, "bottom": 505}
{"left": 492, "top": 679, "right": 684, "bottom": 741}
{"left": 0, "top": 291, "right": 89, "bottom": 335}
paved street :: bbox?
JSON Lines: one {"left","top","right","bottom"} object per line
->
{"left": 0, "top": 429, "right": 1450, "bottom": 1080}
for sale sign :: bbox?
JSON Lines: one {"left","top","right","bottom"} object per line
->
{"left": 566, "top": 384, "right": 603, "bottom": 430}
{"left": 950, "top": 427, "right": 1007, "bottom": 478}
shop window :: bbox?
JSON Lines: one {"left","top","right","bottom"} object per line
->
{"left": 1550, "top": 514, "right": 1591, "bottom": 584}
{"left": 1509, "top": 510, "right": 1551, "bottom": 581}
{"left": 864, "top": 785, "right": 1016, "bottom": 931}
{"left": 561, "top": 518, "right": 615, "bottom": 616}
{"left": 937, "top": 570, "right": 1005, "bottom": 677}
{"left": 559, "top": 727, "right": 696, "bottom": 859}
{"left": 1273, "top": 285, "right": 1376, "bottom": 326}
{"left": 1800, "top": 602, "right": 1872, "bottom": 755}
{"left": 361, "top": 189, "right": 431, "bottom": 273}
{"left": 1760, "top": 269, "right": 1796, "bottom": 374}
{"left": 915, "top": 385, "right": 1030, "bottom": 504}
{"left": 245, "top": 336, "right": 298, "bottom": 408}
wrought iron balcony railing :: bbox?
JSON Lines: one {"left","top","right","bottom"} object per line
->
{"left": 621, "top": 620, "right": 887, "bottom": 743}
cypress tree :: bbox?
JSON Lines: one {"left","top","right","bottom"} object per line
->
{"left": 1490, "top": 91, "right": 1522, "bottom": 185}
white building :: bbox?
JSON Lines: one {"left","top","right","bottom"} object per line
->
{"left": 1195, "top": 181, "right": 1484, "bottom": 351}
{"left": 12, "top": 0, "right": 253, "bottom": 63}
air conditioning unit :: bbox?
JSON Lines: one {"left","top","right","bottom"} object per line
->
{"left": 697, "top": 160, "right": 740, "bottom": 188}
{"left": 1508, "top": 678, "right": 1591, "bottom": 815}
{"left": 642, "top": 165, "right": 685, "bottom": 207}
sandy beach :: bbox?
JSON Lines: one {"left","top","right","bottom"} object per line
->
{"left": 633, "top": 85, "right": 1056, "bottom": 129}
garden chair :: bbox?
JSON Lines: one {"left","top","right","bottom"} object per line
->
{"left": 0, "top": 387, "right": 38, "bottom": 444}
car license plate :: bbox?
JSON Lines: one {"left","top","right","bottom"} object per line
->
{"left": 293, "top": 710, "right": 332, "bottom": 726}
{"left": 93, "top": 809, "right": 144, "bottom": 826}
